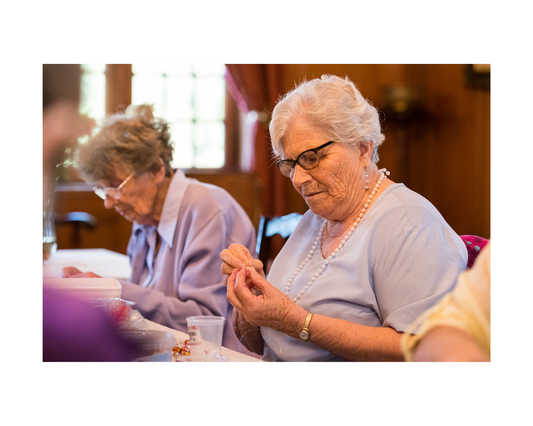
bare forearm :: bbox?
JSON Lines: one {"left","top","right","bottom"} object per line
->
{"left": 294, "top": 314, "right": 404, "bottom": 362}
{"left": 412, "top": 326, "right": 489, "bottom": 362}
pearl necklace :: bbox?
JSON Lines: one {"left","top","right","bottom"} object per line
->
{"left": 285, "top": 168, "right": 390, "bottom": 303}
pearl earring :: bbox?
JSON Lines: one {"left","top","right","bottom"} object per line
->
{"left": 365, "top": 167, "right": 370, "bottom": 190}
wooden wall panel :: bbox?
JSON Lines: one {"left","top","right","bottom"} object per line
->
{"left": 53, "top": 64, "right": 489, "bottom": 256}
{"left": 278, "top": 64, "right": 490, "bottom": 239}
{"left": 105, "top": 64, "right": 132, "bottom": 114}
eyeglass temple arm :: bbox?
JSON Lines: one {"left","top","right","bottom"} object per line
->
{"left": 118, "top": 173, "right": 134, "bottom": 189}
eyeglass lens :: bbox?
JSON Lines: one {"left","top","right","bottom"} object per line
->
{"left": 278, "top": 141, "right": 334, "bottom": 178}
{"left": 94, "top": 186, "right": 119, "bottom": 200}
{"left": 278, "top": 152, "right": 319, "bottom": 177}
{"left": 93, "top": 173, "right": 134, "bottom": 200}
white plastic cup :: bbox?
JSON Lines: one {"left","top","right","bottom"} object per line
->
{"left": 186, "top": 316, "right": 225, "bottom": 356}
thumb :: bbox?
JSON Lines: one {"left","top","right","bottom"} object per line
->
{"left": 247, "top": 266, "right": 271, "bottom": 292}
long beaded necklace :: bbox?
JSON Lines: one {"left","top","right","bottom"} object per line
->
{"left": 285, "top": 168, "right": 390, "bottom": 303}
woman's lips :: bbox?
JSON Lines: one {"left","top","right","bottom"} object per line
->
{"left": 304, "top": 191, "right": 322, "bottom": 199}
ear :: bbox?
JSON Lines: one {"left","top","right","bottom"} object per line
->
{"left": 359, "top": 141, "right": 374, "bottom": 167}
{"left": 152, "top": 158, "right": 166, "bottom": 184}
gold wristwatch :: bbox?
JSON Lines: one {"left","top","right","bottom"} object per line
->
{"left": 298, "top": 313, "right": 313, "bottom": 342}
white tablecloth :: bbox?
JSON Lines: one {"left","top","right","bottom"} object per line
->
{"left": 147, "top": 321, "right": 262, "bottom": 362}
{"left": 43, "top": 249, "right": 132, "bottom": 281}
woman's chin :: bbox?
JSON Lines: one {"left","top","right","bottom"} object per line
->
{"left": 119, "top": 210, "right": 135, "bottom": 222}
{"left": 306, "top": 204, "right": 326, "bottom": 218}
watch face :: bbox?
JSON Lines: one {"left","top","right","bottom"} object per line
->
{"left": 299, "top": 331, "right": 309, "bottom": 341}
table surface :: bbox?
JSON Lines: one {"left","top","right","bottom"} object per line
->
{"left": 44, "top": 249, "right": 262, "bottom": 362}
{"left": 43, "top": 249, "right": 132, "bottom": 280}
{"left": 147, "top": 321, "right": 262, "bottom": 362}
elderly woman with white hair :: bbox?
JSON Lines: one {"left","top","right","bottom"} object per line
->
{"left": 62, "top": 104, "right": 256, "bottom": 353}
{"left": 220, "top": 75, "right": 467, "bottom": 361}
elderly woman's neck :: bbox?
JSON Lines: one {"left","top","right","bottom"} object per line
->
{"left": 148, "top": 169, "right": 175, "bottom": 226}
{"left": 325, "top": 165, "right": 392, "bottom": 238}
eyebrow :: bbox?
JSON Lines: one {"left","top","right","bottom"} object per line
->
{"left": 291, "top": 141, "right": 334, "bottom": 161}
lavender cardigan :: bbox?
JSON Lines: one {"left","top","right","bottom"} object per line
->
{"left": 120, "top": 170, "right": 256, "bottom": 353}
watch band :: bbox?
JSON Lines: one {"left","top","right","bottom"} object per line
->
{"left": 299, "top": 312, "right": 313, "bottom": 342}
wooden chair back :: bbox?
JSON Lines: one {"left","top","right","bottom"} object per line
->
{"left": 256, "top": 213, "right": 303, "bottom": 268}
{"left": 186, "top": 172, "right": 263, "bottom": 230}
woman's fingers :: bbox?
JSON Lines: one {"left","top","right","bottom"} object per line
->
{"left": 246, "top": 267, "right": 270, "bottom": 293}
{"left": 222, "top": 244, "right": 247, "bottom": 262}
{"left": 226, "top": 269, "right": 245, "bottom": 311}
{"left": 221, "top": 262, "right": 234, "bottom": 276}
{"left": 247, "top": 259, "right": 265, "bottom": 277}
{"left": 72, "top": 272, "right": 101, "bottom": 278}
{"left": 221, "top": 247, "right": 247, "bottom": 274}
{"left": 221, "top": 244, "right": 263, "bottom": 286}
{"left": 62, "top": 266, "right": 82, "bottom": 277}
{"left": 228, "top": 243, "right": 254, "bottom": 266}
{"left": 234, "top": 267, "right": 264, "bottom": 306}
{"left": 61, "top": 267, "right": 101, "bottom": 278}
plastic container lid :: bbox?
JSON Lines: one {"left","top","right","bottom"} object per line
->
{"left": 43, "top": 277, "right": 122, "bottom": 300}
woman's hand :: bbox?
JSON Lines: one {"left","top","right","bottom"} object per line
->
{"left": 226, "top": 265, "right": 307, "bottom": 337}
{"left": 62, "top": 266, "right": 102, "bottom": 278}
{"left": 220, "top": 243, "right": 265, "bottom": 286}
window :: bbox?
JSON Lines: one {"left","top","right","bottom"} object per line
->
{"left": 80, "top": 64, "right": 106, "bottom": 120}
{"left": 79, "top": 64, "right": 229, "bottom": 170}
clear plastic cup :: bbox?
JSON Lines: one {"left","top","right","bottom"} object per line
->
{"left": 186, "top": 316, "right": 225, "bottom": 356}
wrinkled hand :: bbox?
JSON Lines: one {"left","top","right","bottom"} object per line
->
{"left": 226, "top": 265, "right": 306, "bottom": 336}
{"left": 62, "top": 266, "right": 102, "bottom": 278}
{"left": 220, "top": 243, "right": 264, "bottom": 286}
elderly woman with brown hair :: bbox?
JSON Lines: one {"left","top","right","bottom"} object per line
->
{"left": 63, "top": 104, "right": 256, "bottom": 353}
{"left": 221, "top": 75, "right": 467, "bottom": 361}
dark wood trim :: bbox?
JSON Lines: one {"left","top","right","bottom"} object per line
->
{"left": 106, "top": 64, "right": 132, "bottom": 114}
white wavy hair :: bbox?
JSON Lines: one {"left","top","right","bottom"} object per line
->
{"left": 269, "top": 74, "right": 385, "bottom": 163}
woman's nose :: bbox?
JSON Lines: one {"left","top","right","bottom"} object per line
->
{"left": 103, "top": 195, "right": 117, "bottom": 209}
{"left": 291, "top": 164, "right": 312, "bottom": 187}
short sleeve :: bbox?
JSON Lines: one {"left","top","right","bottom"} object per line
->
{"left": 400, "top": 244, "right": 490, "bottom": 361}
{"left": 373, "top": 223, "right": 467, "bottom": 331}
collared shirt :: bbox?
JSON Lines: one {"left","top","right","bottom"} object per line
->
{"left": 136, "top": 172, "right": 188, "bottom": 288}
{"left": 121, "top": 170, "right": 257, "bottom": 353}
{"left": 261, "top": 183, "right": 467, "bottom": 361}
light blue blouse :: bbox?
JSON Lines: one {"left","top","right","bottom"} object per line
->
{"left": 261, "top": 183, "right": 467, "bottom": 362}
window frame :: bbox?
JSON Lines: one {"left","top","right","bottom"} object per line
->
{"left": 103, "top": 64, "right": 241, "bottom": 172}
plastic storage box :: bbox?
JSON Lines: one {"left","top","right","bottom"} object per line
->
{"left": 43, "top": 277, "right": 122, "bottom": 300}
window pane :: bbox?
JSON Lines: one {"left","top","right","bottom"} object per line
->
{"left": 80, "top": 64, "right": 105, "bottom": 120}
{"left": 195, "top": 76, "right": 225, "bottom": 120}
{"left": 132, "top": 74, "right": 164, "bottom": 115}
{"left": 193, "top": 63, "right": 226, "bottom": 76}
{"left": 131, "top": 63, "right": 162, "bottom": 76}
{"left": 194, "top": 122, "right": 225, "bottom": 168}
{"left": 166, "top": 76, "right": 194, "bottom": 120}
{"left": 162, "top": 63, "right": 192, "bottom": 77}
{"left": 131, "top": 63, "right": 226, "bottom": 169}
{"left": 82, "top": 64, "right": 106, "bottom": 74}
{"left": 171, "top": 122, "right": 194, "bottom": 168}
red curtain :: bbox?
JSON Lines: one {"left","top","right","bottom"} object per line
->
{"left": 225, "top": 64, "right": 287, "bottom": 217}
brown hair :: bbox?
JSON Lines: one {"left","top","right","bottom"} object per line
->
{"left": 76, "top": 104, "right": 174, "bottom": 182}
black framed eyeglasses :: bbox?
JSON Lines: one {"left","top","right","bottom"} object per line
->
{"left": 276, "top": 141, "right": 335, "bottom": 178}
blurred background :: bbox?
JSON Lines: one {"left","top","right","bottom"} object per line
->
{"left": 50, "top": 64, "right": 490, "bottom": 258}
